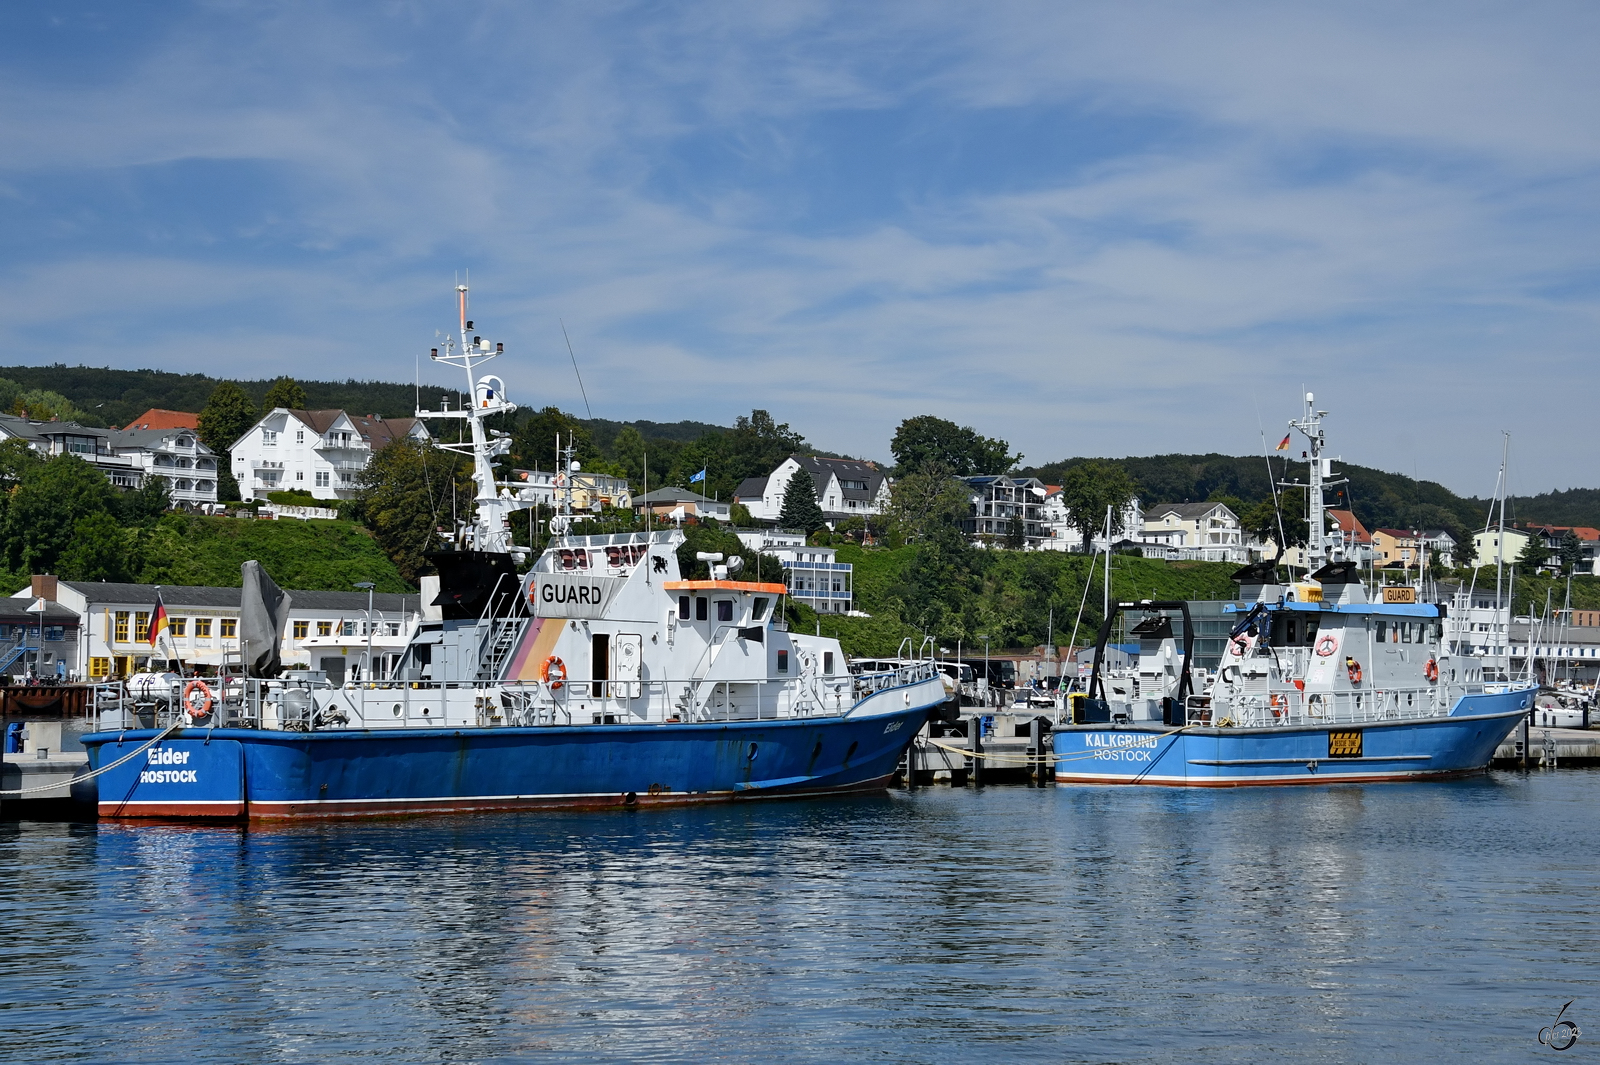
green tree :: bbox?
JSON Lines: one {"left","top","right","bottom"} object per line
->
{"left": 778, "top": 467, "right": 826, "bottom": 532}
{"left": 13, "top": 389, "right": 79, "bottom": 422}
{"left": 1557, "top": 530, "right": 1584, "bottom": 576}
{"left": 59, "top": 512, "right": 135, "bottom": 582}
{"left": 263, "top": 376, "right": 308, "bottom": 410}
{"left": 887, "top": 462, "right": 971, "bottom": 544}
{"left": 2, "top": 455, "right": 119, "bottom": 573}
{"left": 512, "top": 406, "right": 593, "bottom": 472}
{"left": 1517, "top": 534, "right": 1551, "bottom": 576}
{"left": 119, "top": 476, "right": 172, "bottom": 525}
{"left": 1004, "top": 512, "right": 1026, "bottom": 550}
{"left": 729, "top": 502, "right": 754, "bottom": 527}
{"left": 357, "top": 440, "right": 466, "bottom": 583}
{"left": 197, "top": 382, "right": 258, "bottom": 455}
{"left": 890, "top": 415, "right": 1018, "bottom": 476}
{"left": 613, "top": 425, "right": 647, "bottom": 486}
{"left": 1057, "top": 460, "right": 1139, "bottom": 552}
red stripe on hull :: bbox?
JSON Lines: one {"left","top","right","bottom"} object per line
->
{"left": 98, "top": 801, "right": 246, "bottom": 819}
{"left": 94, "top": 774, "right": 896, "bottom": 821}
{"left": 1054, "top": 767, "right": 1486, "bottom": 788}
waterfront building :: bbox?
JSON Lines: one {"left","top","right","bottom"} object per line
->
{"left": 734, "top": 455, "right": 891, "bottom": 526}
{"left": 229, "top": 409, "right": 430, "bottom": 502}
{"left": 734, "top": 529, "right": 854, "bottom": 613}
{"left": 632, "top": 487, "right": 730, "bottom": 522}
{"left": 11, "top": 575, "right": 417, "bottom": 681}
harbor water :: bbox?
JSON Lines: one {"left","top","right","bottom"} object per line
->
{"left": 3, "top": 773, "right": 1598, "bottom": 1063}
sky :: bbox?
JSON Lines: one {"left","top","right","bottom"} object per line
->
{"left": 1, "top": 2, "right": 1597, "bottom": 496}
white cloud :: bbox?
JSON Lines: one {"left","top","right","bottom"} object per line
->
{"left": 0, "top": 1, "right": 1596, "bottom": 492}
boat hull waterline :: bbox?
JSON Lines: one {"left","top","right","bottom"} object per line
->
{"left": 84, "top": 703, "right": 935, "bottom": 819}
{"left": 1054, "top": 694, "right": 1531, "bottom": 787}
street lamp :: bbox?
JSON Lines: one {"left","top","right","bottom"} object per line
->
{"left": 353, "top": 582, "right": 375, "bottom": 682}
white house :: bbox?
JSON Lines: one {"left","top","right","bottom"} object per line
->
{"left": 734, "top": 529, "right": 854, "bottom": 613}
{"left": 1139, "top": 502, "right": 1249, "bottom": 563}
{"left": 230, "top": 409, "right": 430, "bottom": 502}
{"left": 1040, "top": 491, "right": 1145, "bottom": 553}
{"left": 105, "top": 426, "right": 220, "bottom": 506}
{"left": 0, "top": 416, "right": 218, "bottom": 505}
{"left": 734, "top": 455, "right": 891, "bottom": 527}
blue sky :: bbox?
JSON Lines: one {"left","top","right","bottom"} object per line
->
{"left": 2, "top": 2, "right": 1597, "bottom": 495}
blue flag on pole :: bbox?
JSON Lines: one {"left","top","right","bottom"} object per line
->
{"left": 689, "top": 469, "right": 706, "bottom": 484}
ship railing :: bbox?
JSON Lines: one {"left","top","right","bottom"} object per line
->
{"left": 1215, "top": 685, "right": 1453, "bottom": 728}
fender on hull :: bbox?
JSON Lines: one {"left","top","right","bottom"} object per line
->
{"left": 84, "top": 704, "right": 935, "bottom": 821}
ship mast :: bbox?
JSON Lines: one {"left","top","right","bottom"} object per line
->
{"left": 1279, "top": 391, "right": 1347, "bottom": 569}
{"left": 415, "top": 283, "right": 522, "bottom": 558}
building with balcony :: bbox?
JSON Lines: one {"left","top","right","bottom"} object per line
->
{"left": 0, "top": 416, "right": 218, "bottom": 504}
{"left": 105, "top": 426, "right": 219, "bottom": 506}
{"left": 734, "top": 455, "right": 891, "bottom": 527}
{"left": 229, "top": 409, "right": 430, "bottom": 502}
{"left": 1137, "top": 502, "right": 1248, "bottom": 562}
{"left": 734, "top": 529, "right": 854, "bottom": 613}
{"left": 960, "top": 475, "right": 1049, "bottom": 545}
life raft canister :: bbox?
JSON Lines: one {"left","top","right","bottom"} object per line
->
{"left": 541, "top": 656, "right": 568, "bottom": 690}
{"left": 183, "top": 679, "right": 215, "bottom": 719}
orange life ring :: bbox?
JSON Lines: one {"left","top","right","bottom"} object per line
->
{"left": 1314, "top": 634, "right": 1337, "bottom": 658}
{"left": 1424, "top": 659, "right": 1439, "bottom": 683}
{"left": 1270, "top": 693, "right": 1285, "bottom": 718}
{"left": 1345, "top": 657, "right": 1363, "bottom": 685}
{"left": 183, "top": 679, "right": 214, "bottom": 719}
{"left": 540, "top": 656, "right": 567, "bottom": 690}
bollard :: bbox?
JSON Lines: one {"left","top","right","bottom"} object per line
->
{"left": 1028, "top": 716, "right": 1043, "bottom": 787}
{"left": 970, "top": 716, "right": 984, "bottom": 787}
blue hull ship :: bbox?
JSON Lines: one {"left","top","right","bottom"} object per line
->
{"left": 79, "top": 285, "right": 949, "bottom": 820}
{"left": 1054, "top": 697, "right": 1530, "bottom": 787}
{"left": 1054, "top": 395, "right": 1532, "bottom": 788}
{"left": 85, "top": 706, "right": 932, "bottom": 818}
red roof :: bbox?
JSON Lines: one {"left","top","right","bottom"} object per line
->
{"left": 123, "top": 408, "right": 199, "bottom": 430}
{"left": 1326, "top": 509, "right": 1372, "bottom": 543}
{"left": 1529, "top": 524, "right": 1600, "bottom": 541}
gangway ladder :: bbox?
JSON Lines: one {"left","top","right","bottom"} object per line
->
{"left": 477, "top": 617, "right": 527, "bottom": 682}
{"left": 1542, "top": 728, "right": 1558, "bottom": 769}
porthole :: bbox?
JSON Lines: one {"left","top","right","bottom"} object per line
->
{"left": 392, "top": 704, "right": 402, "bottom": 717}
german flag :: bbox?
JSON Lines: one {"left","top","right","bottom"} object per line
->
{"left": 1276, "top": 433, "right": 1292, "bottom": 451}
{"left": 148, "top": 592, "right": 170, "bottom": 647}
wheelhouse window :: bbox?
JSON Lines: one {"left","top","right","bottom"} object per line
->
{"left": 752, "top": 598, "right": 769, "bottom": 620}
{"left": 695, "top": 597, "right": 708, "bottom": 622}
{"left": 716, "top": 600, "right": 733, "bottom": 622}
{"left": 678, "top": 596, "right": 690, "bottom": 620}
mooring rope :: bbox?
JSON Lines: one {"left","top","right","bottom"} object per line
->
{"left": 0, "top": 723, "right": 181, "bottom": 796}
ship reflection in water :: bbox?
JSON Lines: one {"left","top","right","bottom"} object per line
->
{"left": 3, "top": 779, "right": 1599, "bottom": 1064}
